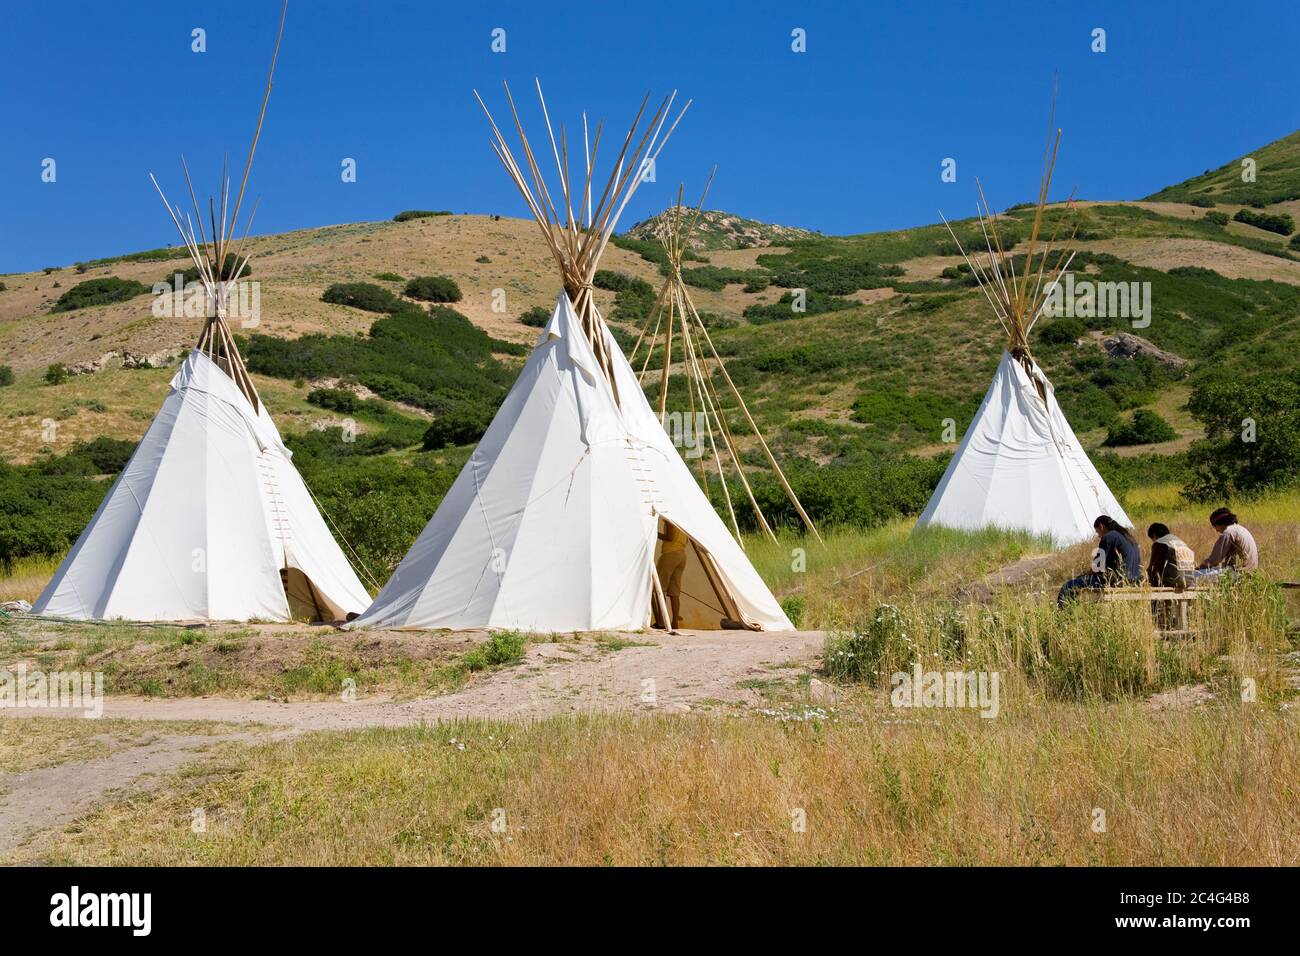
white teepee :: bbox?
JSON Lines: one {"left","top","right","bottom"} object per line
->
{"left": 35, "top": 1, "right": 371, "bottom": 622}
{"left": 915, "top": 99, "right": 1129, "bottom": 546}
{"left": 915, "top": 351, "right": 1128, "bottom": 546}
{"left": 34, "top": 351, "right": 372, "bottom": 621}
{"left": 349, "top": 83, "right": 791, "bottom": 632}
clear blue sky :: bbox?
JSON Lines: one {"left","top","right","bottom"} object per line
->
{"left": 2, "top": 0, "right": 1297, "bottom": 273}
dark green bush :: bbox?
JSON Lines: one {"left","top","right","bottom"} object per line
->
{"left": 393, "top": 210, "right": 452, "bottom": 222}
{"left": 1202, "top": 210, "right": 1230, "bottom": 227}
{"left": 307, "top": 388, "right": 358, "bottom": 414}
{"left": 742, "top": 290, "right": 856, "bottom": 324}
{"left": 1103, "top": 408, "right": 1178, "bottom": 446}
{"left": 1037, "top": 317, "right": 1087, "bottom": 345}
{"left": 519, "top": 306, "right": 550, "bottom": 327}
{"left": 44, "top": 363, "right": 67, "bottom": 386}
{"left": 0, "top": 366, "right": 13, "bottom": 387}
{"left": 681, "top": 265, "right": 765, "bottom": 292}
{"left": 404, "top": 275, "right": 462, "bottom": 303}
{"left": 1232, "top": 208, "right": 1295, "bottom": 236}
{"left": 611, "top": 277, "right": 658, "bottom": 324}
{"left": 593, "top": 270, "right": 632, "bottom": 292}
{"left": 422, "top": 400, "right": 496, "bottom": 449}
{"left": 373, "top": 272, "right": 404, "bottom": 282}
{"left": 0, "top": 438, "right": 139, "bottom": 570}
{"left": 244, "top": 305, "right": 520, "bottom": 423}
{"left": 50, "top": 277, "right": 150, "bottom": 313}
{"left": 321, "top": 282, "right": 405, "bottom": 314}
{"left": 165, "top": 253, "right": 249, "bottom": 286}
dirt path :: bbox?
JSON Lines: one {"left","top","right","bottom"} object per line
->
{"left": 0, "top": 630, "right": 823, "bottom": 852}
{"left": 0, "top": 731, "right": 276, "bottom": 853}
{"left": 4, "top": 630, "right": 825, "bottom": 730}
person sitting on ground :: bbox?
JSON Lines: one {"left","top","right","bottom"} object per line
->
{"left": 1146, "top": 522, "right": 1196, "bottom": 590}
{"left": 1057, "top": 515, "right": 1143, "bottom": 606}
{"left": 1190, "top": 508, "right": 1258, "bottom": 586}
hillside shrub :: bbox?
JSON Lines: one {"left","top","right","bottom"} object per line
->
{"left": 422, "top": 400, "right": 496, "bottom": 449}
{"left": 244, "top": 305, "right": 520, "bottom": 426}
{"left": 0, "top": 366, "right": 13, "bottom": 387}
{"left": 321, "top": 282, "right": 405, "bottom": 314}
{"left": 0, "top": 438, "right": 138, "bottom": 570}
{"left": 1232, "top": 208, "right": 1295, "bottom": 236}
{"left": 593, "top": 270, "right": 632, "bottom": 292}
{"left": 611, "top": 276, "right": 658, "bottom": 324}
{"left": 393, "top": 210, "right": 452, "bottom": 222}
{"left": 373, "top": 272, "right": 404, "bottom": 282}
{"left": 50, "top": 277, "right": 150, "bottom": 313}
{"left": 681, "top": 265, "right": 765, "bottom": 292}
{"left": 1037, "top": 317, "right": 1087, "bottom": 344}
{"left": 404, "top": 275, "right": 462, "bottom": 303}
{"left": 44, "top": 363, "right": 67, "bottom": 386}
{"left": 743, "top": 290, "right": 856, "bottom": 324}
{"left": 1202, "top": 210, "right": 1230, "bottom": 227}
{"left": 307, "top": 388, "right": 358, "bottom": 414}
{"left": 520, "top": 306, "right": 550, "bottom": 327}
{"left": 1103, "top": 408, "right": 1178, "bottom": 446}
{"left": 730, "top": 454, "right": 948, "bottom": 531}
{"left": 166, "top": 253, "right": 249, "bottom": 286}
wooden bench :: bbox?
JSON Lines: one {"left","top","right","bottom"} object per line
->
{"left": 1088, "top": 586, "right": 1208, "bottom": 636}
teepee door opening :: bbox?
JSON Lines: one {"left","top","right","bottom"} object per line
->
{"left": 651, "top": 519, "right": 753, "bottom": 631}
{"left": 281, "top": 567, "right": 333, "bottom": 623}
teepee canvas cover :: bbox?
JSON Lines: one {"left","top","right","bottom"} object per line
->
{"left": 915, "top": 351, "right": 1128, "bottom": 546}
{"left": 351, "top": 83, "right": 791, "bottom": 632}
{"left": 35, "top": 2, "right": 369, "bottom": 622}
{"left": 34, "top": 351, "right": 371, "bottom": 621}
{"left": 348, "top": 294, "right": 791, "bottom": 632}
{"left": 913, "top": 97, "right": 1128, "bottom": 546}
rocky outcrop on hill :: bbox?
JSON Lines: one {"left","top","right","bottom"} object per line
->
{"left": 624, "top": 208, "right": 817, "bottom": 251}
{"left": 1100, "top": 332, "right": 1189, "bottom": 370}
{"left": 66, "top": 346, "right": 186, "bottom": 375}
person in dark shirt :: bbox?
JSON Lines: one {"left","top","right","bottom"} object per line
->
{"left": 1057, "top": 515, "right": 1143, "bottom": 606}
{"left": 1146, "top": 522, "right": 1195, "bottom": 588}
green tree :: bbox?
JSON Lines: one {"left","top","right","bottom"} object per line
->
{"left": 1185, "top": 372, "right": 1300, "bottom": 498}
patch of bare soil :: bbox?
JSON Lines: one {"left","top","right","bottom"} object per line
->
{"left": 0, "top": 729, "right": 276, "bottom": 853}
{"left": 4, "top": 628, "right": 825, "bottom": 729}
{"left": 1146, "top": 683, "right": 1214, "bottom": 712}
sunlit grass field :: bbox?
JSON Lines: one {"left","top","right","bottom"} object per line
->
{"left": 12, "top": 702, "right": 1296, "bottom": 866}
{"left": 3, "top": 487, "right": 1297, "bottom": 867}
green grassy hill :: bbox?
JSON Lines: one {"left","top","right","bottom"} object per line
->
{"left": 1146, "top": 129, "right": 1300, "bottom": 207}
{"left": 3, "top": 128, "right": 1299, "bottom": 584}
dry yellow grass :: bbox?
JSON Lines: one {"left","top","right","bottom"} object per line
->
{"left": 12, "top": 702, "right": 1296, "bottom": 866}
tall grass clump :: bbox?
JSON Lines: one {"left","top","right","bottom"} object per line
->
{"left": 824, "top": 577, "right": 1292, "bottom": 702}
